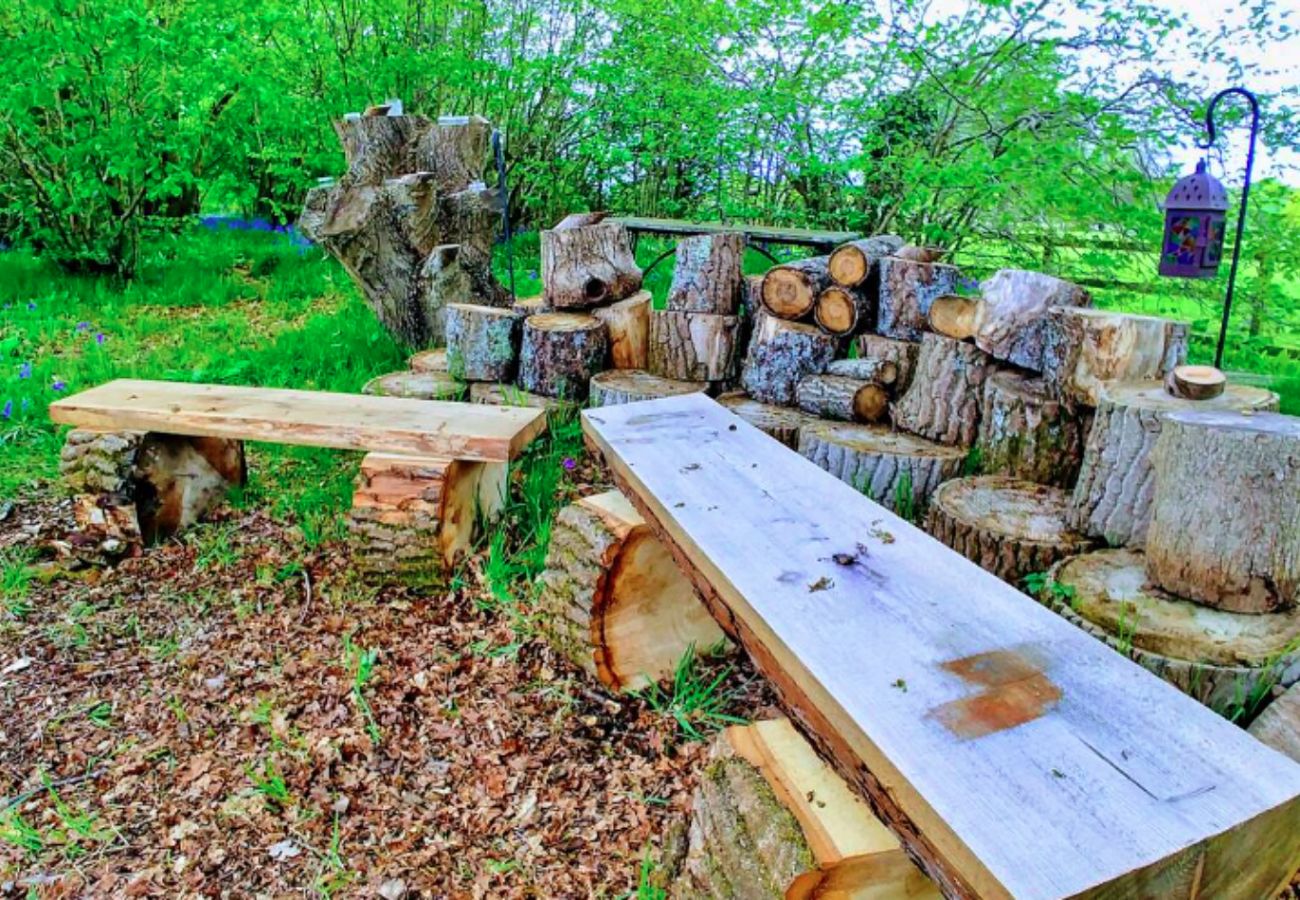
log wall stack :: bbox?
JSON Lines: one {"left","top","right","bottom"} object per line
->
{"left": 648, "top": 234, "right": 747, "bottom": 389}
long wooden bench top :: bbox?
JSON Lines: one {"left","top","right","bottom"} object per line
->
{"left": 582, "top": 393, "right": 1300, "bottom": 900}
{"left": 50, "top": 379, "right": 548, "bottom": 463}
{"left": 609, "top": 216, "right": 860, "bottom": 250}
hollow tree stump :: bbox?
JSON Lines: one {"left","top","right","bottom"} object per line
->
{"left": 891, "top": 333, "right": 994, "bottom": 446}
{"left": 975, "top": 370, "right": 1083, "bottom": 487}
{"left": 589, "top": 370, "right": 707, "bottom": 407}
{"left": 854, "top": 334, "right": 920, "bottom": 395}
{"left": 445, "top": 303, "right": 522, "bottom": 382}
{"left": 408, "top": 348, "right": 447, "bottom": 373}
{"left": 827, "top": 234, "right": 904, "bottom": 288}
{"left": 874, "top": 257, "right": 960, "bottom": 341}
{"left": 541, "top": 222, "right": 643, "bottom": 309}
{"left": 797, "top": 420, "right": 965, "bottom": 516}
{"left": 1145, "top": 411, "right": 1300, "bottom": 614}
{"left": 813, "top": 285, "right": 872, "bottom": 337}
{"left": 666, "top": 232, "right": 744, "bottom": 314}
{"left": 925, "top": 476, "right": 1096, "bottom": 587}
{"left": 760, "top": 255, "right": 832, "bottom": 320}
{"left": 1041, "top": 307, "right": 1189, "bottom": 406}
{"left": 1068, "top": 381, "right": 1279, "bottom": 548}
{"left": 536, "top": 491, "right": 727, "bottom": 691}
{"left": 361, "top": 370, "right": 466, "bottom": 400}
{"left": 740, "top": 313, "right": 838, "bottom": 406}
{"left": 591, "top": 290, "right": 651, "bottom": 369}
{"left": 1046, "top": 549, "right": 1300, "bottom": 712}
{"left": 647, "top": 311, "right": 742, "bottom": 383}
{"left": 795, "top": 374, "right": 889, "bottom": 424}
{"left": 716, "top": 393, "right": 816, "bottom": 450}
{"left": 518, "top": 312, "right": 608, "bottom": 400}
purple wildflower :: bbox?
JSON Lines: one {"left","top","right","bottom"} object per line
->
{"left": 95, "top": 332, "right": 107, "bottom": 345}
{"left": 76, "top": 321, "right": 90, "bottom": 332}
{"left": 26, "top": 302, "right": 36, "bottom": 311}
{"left": 18, "top": 362, "right": 32, "bottom": 379}
{"left": 1, "top": 399, "right": 11, "bottom": 420}
{"left": 562, "top": 457, "right": 576, "bottom": 471}
{"left": 51, "top": 379, "right": 66, "bottom": 392}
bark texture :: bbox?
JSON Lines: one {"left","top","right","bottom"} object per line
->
{"left": 1145, "top": 411, "right": 1300, "bottom": 614}
{"left": 648, "top": 311, "right": 741, "bottom": 383}
{"left": 716, "top": 393, "right": 815, "bottom": 450}
{"left": 444, "top": 303, "right": 521, "bottom": 382}
{"left": 666, "top": 233, "right": 745, "bottom": 314}
{"left": 592, "top": 291, "right": 651, "bottom": 370}
{"left": 541, "top": 222, "right": 643, "bottom": 309}
{"left": 813, "top": 286, "right": 872, "bottom": 337}
{"left": 740, "top": 312, "right": 838, "bottom": 406}
{"left": 518, "top": 312, "right": 608, "bottom": 399}
{"left": 853, "top": 334, "right": 921, "bottom": 395}
{"left": 1041, "top": 307, "right": 1189, "bottom": 406}
{"left": 362, "top": 370, "right": 466, "bottom": 400}
{"left": 1250, "top": 685, "right": 1300, "bottom": 764}
{"left": 826, "top": 235, "right": 905, "bottom": 288}
{"left": 976, "top": 370, "right": 1083, "bottom": 487}
{"left": 760, "top": 256, "right": 832, "bottom": 320}
{"left": 875, "top": 258, "right": 960, "bottom": 341}
{"left": 825, "top": 357, "right": 898, "bottom": 388}
{"left": 892, "top": 333, "right": 994, "bottom": 446}
{"left": 924, "top": 476, "right": 1096, "bottom": 587}
{"left": 795, "top": 374, "right": 889, "bottom": 424}
{"left": 589, "top": 370, "right": 707, "bottom": 407}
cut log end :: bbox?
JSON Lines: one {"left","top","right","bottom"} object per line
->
{"left": 1165, "top": 364, "right": 1227, "bottom": 401}
{"left": 826, "top": 235, "right": 904, "bottom": 288}
{"left": 589, "top": 370, "right": 708, "bottom": 407}
{"left": 761, "top": 268, "right": 816, "bottom": 320}
{"left": 927, "top": 294, "right": 980, "bottom": 341}
{"left": 361, "top": 370, "right": 466, "bottom": 401}
{"left": 717, "top": 393, "right": 816, "bottom": 449}
{"left": 519, "top": 312, "right": 609, "bottom": 400}
{"left": 795, "top": 374, "right": 888, "bottom": 424}
{"left": 813, "top": 287, "right": 865, "bottom": 336}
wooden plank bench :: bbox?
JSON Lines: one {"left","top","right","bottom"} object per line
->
{"left": 582, "top": 393, "right": 1300, "bottom": 900}
{"left": 50, "top": 379, "right": 548, "bottom": 581}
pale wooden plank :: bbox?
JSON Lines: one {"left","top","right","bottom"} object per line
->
{"left": 50, "top": 379, "right": 547, "bottom": 462}
{"left": 609, "top": 215, "right": 860, "bottom": 248}
{"left": 582, "top": 393, "right": 1300, "bottom": 900}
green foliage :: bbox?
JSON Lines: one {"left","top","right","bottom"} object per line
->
{"left": 343, "top": 632, "right": 382, "bottom": 745}
{"left": 635, "top": 643, "right": 747, "bottom": 743}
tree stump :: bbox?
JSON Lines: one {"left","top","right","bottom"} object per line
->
{"left": 813, "top": 286, "right": 872, "bottom": 337}
{"left": 925, "top": 476, "right": 1096, "bottom": 587}
{"left": 1068, "top": 381, "right": 1279, "bottom": 548}
{"left": 648, "top": 311, "right": 742, "bottom": 383}
{"left": 1145, "top": 410, "right": 1300, "bottom": 614}
{"left": 927, "top": 269, "right": 1090, "bottom": 371}
{"left": 1249, "top": 685, "right": 1300, "bottom": 764}
{"left": 512, "top": 295, "right": 549, "bottom": 318}
{"left": 760, "top": 255, "right": 832, "bottom": 320}
{"left": 467, "top": 382, "right": 563, "bottom": 410}
{"left": 361, "top": 370, "right": 466, "bottom": 400}
{"left": 740, "top": 312, "right": 838, "bottom": 406}
{"left": 413, "top": 242, "right": 505, "bottom": 347}
{"left": 445, "top": 303, "right": 521, "bottom": 382}
{"left": 518, "top": 312, "right": 608, "bottom": 399}
{"left": 1046, "top": 549, "right": 1300, "bottom": 712}
{"left": 795, "top": 374, "right": 889, "bottom": 424}
{"left": 666, "top": 232, "right": 745, "bottom": 314}
{"left": 1040, "top": 307, "right": 1189, "bottom": 406}
{"left": 536, "top": 491, "right": 727, "bottom": 691}
{"left": 1165, "top": 364, "right": 1226, "bottom": 400}
{"left": 716, "top": 393, "right": 816, "bottom": 450}
{"left": 854, "top": 334, "right": 920, "bottom": 395}
{"left": 975, "top": 370, "right": 1083, "bottom": 487}
{"left": 589, "top": 370, "right": 707, "bottom": 407}
{"left": 408, "top": 348, "right": 447, "bottom": 373}
{"left": 541, "top": 222, "right": 643, "bottom": 309}
{"left": 875, "top": 257, "right": 960, "bottom": 341}
{"left": 891, "top": 333, "right": 994, "bottom": 446}
{"left": 797, "top": 420, "right": 965, "bottom": 516}
{"left": 827, "top": 235, "right": 904, "bottom": 287}
{"left": 591, "top": 290, "right": 651, "bottom": 370}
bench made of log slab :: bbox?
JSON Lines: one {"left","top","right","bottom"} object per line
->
{"left": 581, "top": 392, "right": 1300, "bottom": 900}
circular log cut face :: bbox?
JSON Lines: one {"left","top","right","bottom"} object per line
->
{"left": 717, "top": 393, "right": 815, "bottom": 449}
{"left": 814, "top": 288, "right": 859, "bottom": 335}
{"left": 931, "top": 476, "right": 1088, "bottom": 547}
{"left": 589, "top": 369, "right": 707, "bottom": 406}
{"left": 362, "top": 370, "right": 466, "bottom": 400}
{"left": 761, "top": 269, "right": 817, "bottom": 320}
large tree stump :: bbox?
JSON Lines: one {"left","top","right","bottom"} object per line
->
{"left": 1145, "top": 410, "right": 1300, "bottom": 614}
{"left": 892, "top": 333, "right": 994, "bottom": 446}
{"left": 927, "top": 269, "right": 1090, "bottom": 371}
{"left": 672, "top": 718, "right": 938, "bottom": 900}
{"left": 854, "top": 334, "right": 921, "bottom": 395}
{"left": 536, "top": 491, "right": 728, "bottom": 692}
{"left": 797, "top": 420, "right": 965, "bottom": 516}
{"left": 1250, "top": 685, "right": 1300, "bottom": 764}
{"left": 518, "top": 312, "right": 608, "bottom": 399}
{"left": 875, "top": 257, "right": 960, "bottom": 341}
{"left": 1046, "top": 549, "right": 1300, "bottom": 713}
{"left": 666, "top": 233, "right": 745, "bottom": 314}
{"left": 1040, "top": 307, "right": 1189, "bottom": 406}
{"left": 925, "top": 476, "right": 1096, "bottom": 587}
{"left": 1068, "top": 381, "right": 1279, "bottom": 548}
{"left": 445, "top": 303, "right": 521, "bottom": 382}
{"left": 541, "top": 222, "right": 643, "bottom": 309}
{"left": 589, "top": 370, "right": 707, "bottom": 407}
{"left": 716, "top": 393, "right": 816, "bottom": 450}
{"left": 759, "top": 255, "right": 832, "bottom": 321}
{"left": 361, "top": 370, "right": 466, "bottom": 400}
{"left": 740, "top": 313, "right": 838, "bottom": 406}
{"left": 795, "top": 374, "right": 889, "bottom": 424}
{"left": 813, "top": 286, "right": 872, "bottom": 337}
{"left": 826, "top": 234, "right": 904, "bottom": 288}
{"left": 591, "top": 290, "right": 651, "bottom": 370}
{"left": 975, "top": 370, "right": 1083, "bottom": 487}
{"left": 647, "top": 311, "right": 742, "bottom": 383}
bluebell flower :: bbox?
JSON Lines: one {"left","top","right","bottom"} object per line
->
{"left": 562, "top": 457, "right": 576, "bottom": 471}
{"left": 1, "top": 399, "right": 11, "bottom": 420}
{"left": 20, "top": 398, "right": 29, "bottom": 411}
{"left": 51, "top": 379, "right": 66, "bottom": 392}
{"left": 250, "top": 218, "right": 272, "bottom": 232}
{"left": 26, "top": 302, "right": 36, "bottom": 311}
{"left": 18, "top": 362, "right": 32, "bottom": 379}
{"left": 528, "top": 270, "right": 539, "bottom": 280}
{"left": 76, "top": 321, "right": 90, "bottom": 332}
{"left": 95, "top": 332, "right": 106, "bottom": 345}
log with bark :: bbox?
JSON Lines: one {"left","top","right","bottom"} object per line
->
{"left": 511, "top": 295, "right": 549, "bottom": 318}
{"left": 408, "top": 348, "right": 448, "bottom": 373}
{"left": 1250, "top": 685, "right": 1300, "bottom": 764}
{"left": 536, "top": 491, "right": 728, "bottom": 692}
{"left": 875, "top": 257, "right": 960, "bottom": 341}
{"left": 759, "top": 255, "right": 832, "bottom": 320}
{"left": 1046, "top": 549, "right": 1300, "bottom": 712}
{"left": 666, "top": 232, "right": 745, "bottom": 314}
{"left": 1165, "top": 364, "right": 1226, "bottom": 400}
{"left": 891, "top": 333, "right": 995, "bottom": 446}
{"left": 591, "top": 290, "right": 651, "bottom": 370}
{"left": 1040, "top": 307, "right": 1189, "bottom": 406}
{"left": 716, "top": 393, "right": 816, "bottom": 450}
{"left": 1068, "top": 381, "right": 1278, "bottom": 548}
{"left": 647, "top": 311, "right": 742, "bottom": 383}
{"left": 813, "top": 286, "right": 872, "bottom": 337}
{"left": 552, "top": 211, "right": 609, "bottom": 230}
{"left": 795, "top": 374, "right": 889, "bottom": 424}
{"left": 589, "top": 370, "right": 708, "bottom": 407}
{"left": 853, "top": 334, "right": 921, "bottom": 395}
{"left": 824, "top": 357, "right": 898, "bottom": 389}
{"left": 541, "top": 222, "right": 644, "bottom": 309}
{"left": 467, "top": 382, "right": 563, "bottom": 409}
{"left": 1145, "top": 410, "right": 1300, "bottom": 614}
{"left": 975, "top": 370, "right": 1083, "bottom": 487}
{"left": 924, "top": 476, "right": 1096, "bottom": 587}
{"left": 362, "top": 370, "right": 466, "bottom": 400}
{"left": 926, "top": 269, "right": 1091, "bottom": 371}
{"left": 797, "top": 420, "right": 965, "bottom": 516}
{"left": 444, "top": 303, "right": 522, "bottom": 382}
{"left": 826, "top": 234, "right": 905, "bottom": 288}
{"left": 740, "top": 312, "right": 838, "bottom": 406}
{"left": 518, "top": 312, "right": 609, "bottom": 400}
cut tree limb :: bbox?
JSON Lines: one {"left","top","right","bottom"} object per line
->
{"left": 854, "top": 334, "right": 920, "bottom": 395}
{"left": 760, "top": 255, "right": 832, "bottom": 320}
{"left": 591, "top": 290, "right": 651, "bottom": 370}
{"left": 541, "top": 222, "right": 643, "bottom": 309}
{"left": 1250, "top": 686, "right": 1300, "bottom": 765}
{"left": 827, "top": 235, "right": 905, "bottom": 288}
{"left": 796, "top": 374, "right": 889, "bottom": 424}
{"left": 647, "top": 311, "right": 741, "bottom": 383}
{"left": 892, "top": 333, "right": 994, "bottom": 446}
{"left": 518, "top": 312, "right": 608, "bottom": 400}
{"left": 589, "top": 370, "right": 707, "bottom": 407}
{"left": 444, "top": 303, "right": 521, "bottom": 382}
{"left": 1041, "top": 307, "right": 1189, "bottom": 406}
{"left": 1165, "top": 364, "right": 1226, "bottom": 400}
{"left": 825, "top": 357, "right": 898, "bottom": 388}
{"left": 813, "top": 286, "right": 872, "bottom": 337}
{"left": 666, "top": 232, "right": 745, "bottom": 314}
{"left": 717, "top": 393, "right": 816, "bottom": 450}
{"left": 875, "top": 258, "right": 960, "bottom": 341}
{"left": 740, "top": 313, "right": 838, "bottom": 406}
{"left": 976, "top": 370, "right": 1082, "bottom": 487}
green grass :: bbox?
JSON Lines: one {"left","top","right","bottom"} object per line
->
{"left": 634, "top": 643, "right": 747, "bottom": 743}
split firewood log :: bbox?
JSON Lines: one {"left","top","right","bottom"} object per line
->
{"left": 760, "top": 255, "right": 832, "bottom": 320}
{"left": 666, "top": 233, "right": 745, "bottom": 314}
{"left": 647, "top": 311, "right": 742, "bottom": 383}
{"left": 924, "top": 476, "right": 1096, "bottom": 587}
{"left": 853, "top": 334, "right": 920, "bottom": 395}
{"left": 813, "top": 285, "right": 872, "bottom": 337}
{"left": 826, "top": 234, "right": 904, "bottom": 288}
{"left": 795, "top": 374, "right": 889, "bottom": 424}
{"left": 541, "top": 222, "right": 643, "bottom": 309}
{"left": 1040, "top": 308, "right": 1189, "bottom": 407}
{"left": 1145, "top": 410, "right": 1300, "bottom": 613}
{"left": 927, "top": 269, "right": 1090, "bottom": 372}
{"left": 591, "top": 290, "right": 651, "bottom": 370}
{"left": 892, "top": 333, "right": 995, "bottom": 447}
{"left": 1046, "top": 549, "right": 1300, "bottom": 711}
{"left": 975, "top": 370, "right": 1083, "bottom": 487}
{"left": 408, "top": 348, "right": 448, "bottom": 373}
{"left": 875, "top": 257, "right": 960, "bottom": 341}
{"left": 1165, "top": 364, "right": 1226, "bottom": 400}
{"left": 536, "top": 491, "right": 728, "bottom": 691}
{"left": 716, "top": 393, "right": 816, "bottom": 450}
{"left": 362, "top": 370, "right": 466, "bottom": 400}
{"left": 445, "top": 303, "right": 522, "bottom": 382}
{"left": 1068, "top": 381, "right": 1278, "bottom": 548}
{"left": 518, "top": 312, "right": 608, "bottom": 399}
{"left": 589, "top": 370, "right": 707, "bottom": 407}
{"left": 740, "top": 312, "right": 838, "bottom": 406}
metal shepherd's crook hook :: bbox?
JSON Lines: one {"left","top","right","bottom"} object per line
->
{"left": 492, "top": 129, "right": 516, "bottom": 305}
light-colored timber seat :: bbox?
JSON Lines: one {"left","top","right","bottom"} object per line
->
{"left": 582, "top": 393, "right": 1300, "bottom": 900}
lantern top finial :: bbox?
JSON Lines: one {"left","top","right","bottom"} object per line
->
{"left": 1165, "top": 159, "right": 1229, "bottom": 211}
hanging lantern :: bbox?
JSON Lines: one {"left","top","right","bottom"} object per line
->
{"left": 1158, "top": 160, "right": 1230, "bottom": 279}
